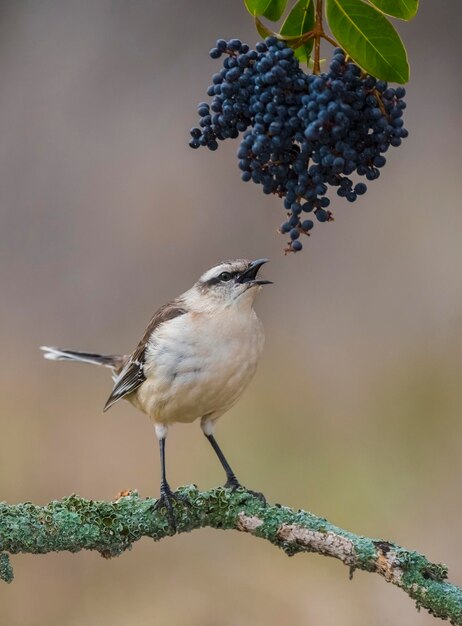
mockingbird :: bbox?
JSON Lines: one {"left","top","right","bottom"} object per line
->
{"left": 42, "top": 258, "right": 271, "bottom": 528}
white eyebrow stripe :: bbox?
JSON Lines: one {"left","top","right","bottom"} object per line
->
{"left": 200, "top": 263, "right": 234, "bottom": 283}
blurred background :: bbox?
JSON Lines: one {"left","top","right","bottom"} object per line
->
{"left": 0, "top": 1, "right": 461, "bottom": 624}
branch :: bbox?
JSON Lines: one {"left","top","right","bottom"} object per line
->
{"left": 1, "top": 486, "right": 461, "bottom": 623}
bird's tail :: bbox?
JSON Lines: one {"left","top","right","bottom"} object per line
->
{"left": 40, "top": 346, "right": 125, "bottom": 370}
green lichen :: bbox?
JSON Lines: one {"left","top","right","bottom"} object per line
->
{"left": 0, "top": 553, "right": 13, "bottom": 583}
{"left": 1, "top": 487, "right": 462, "bottom": 623}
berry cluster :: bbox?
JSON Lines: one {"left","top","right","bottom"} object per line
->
{"left": 190, "top": 37, "right": 408, "bottom": 251}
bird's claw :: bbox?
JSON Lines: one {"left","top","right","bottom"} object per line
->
{"left": 152, "top": 484, "right": 191, "bottom": 533}
{"left": 225, "top": 478, "right": 267, "bottom": 505}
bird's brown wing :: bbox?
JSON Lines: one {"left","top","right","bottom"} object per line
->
{"left": 103, "top": 299, "right": 187, "bottom": 412}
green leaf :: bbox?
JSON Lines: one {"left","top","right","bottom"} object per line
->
{"left": 280, "top": 0, "right": 314, "bottom": 35}
{"left": 243, "top": 0, "right": 273, "bottom": 16}
{"left": 294, "top": 47, "right": 309, "bottom": 64}
{"left": 367, "top": 0, "right": 419, "bottom": 20}
{"left": 255, "top": 16, "right": 274, "bottom": 38}
{"left": 280, "top": 0, "right": 315, "bottom": 63}
{"left": 255, "top": 16, "right": 314, "bottom": 46}
{"left": 325, "top": 0, "right": 409, "bottom": 83}
{"left": 263, "top": 0, "right": 288, "bottom": 21}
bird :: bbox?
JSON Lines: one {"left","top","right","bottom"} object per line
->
{"left": 41, "top": 258, "right": 271, "bottom": 529}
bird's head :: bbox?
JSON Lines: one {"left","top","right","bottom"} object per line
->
{"left": 188, "top": 258, "right": 272, "bottom": 311}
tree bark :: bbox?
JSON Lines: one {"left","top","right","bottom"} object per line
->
{"left": 1, "top": 486, "right": 461, "bottom": 624}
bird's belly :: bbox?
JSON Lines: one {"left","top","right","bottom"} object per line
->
{"left": 133, "top": 335, "right": 261, "bottom": 424}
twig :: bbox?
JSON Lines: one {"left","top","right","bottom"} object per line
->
{"left": 0, "top": 486, "right": 461, "bottom": 624}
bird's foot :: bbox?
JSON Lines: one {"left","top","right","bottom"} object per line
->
{"left": 224, "top": 477, "right": 267, "bottom": 506}
{"left": 153, "top": 483, "right": 189, "bottom": 533}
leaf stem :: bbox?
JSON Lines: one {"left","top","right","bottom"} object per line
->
{"left": 321, "top": 32, "right": 338, "bottom": 48}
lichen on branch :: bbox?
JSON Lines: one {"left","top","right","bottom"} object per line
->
{"left": 0, "top": 486, "right": 461, "bottom": 624}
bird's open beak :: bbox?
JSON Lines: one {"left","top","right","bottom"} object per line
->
{"left": 237, "top": 258, "right": 273, "bottom": 286}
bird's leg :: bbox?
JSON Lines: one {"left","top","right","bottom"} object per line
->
{"left": 152, "top": 425, "right": 177, "bottom": 532}
{"left": 204, "top": 432, "right": 241, "bottom": 489}
{"left": 201, "top": 419, "right": 266, "bottom": 504}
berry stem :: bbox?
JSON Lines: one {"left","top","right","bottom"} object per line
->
{"left": 311, "top": 0, "right": 339, "bottom": 73}
{"left": 373, "top": 88, "right": 387, "bottom": 117}
{"left": 313, "top": 0, "right": 323, "bottom": 74}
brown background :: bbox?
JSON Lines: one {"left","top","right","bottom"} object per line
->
{"left": 1, "top": 1, "right": 462, "bottom": 624}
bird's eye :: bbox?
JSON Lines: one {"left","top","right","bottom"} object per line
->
{"left": 219, "top": 272, "right": 233, "bottom": 282}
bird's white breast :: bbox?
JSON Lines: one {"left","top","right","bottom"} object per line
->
{"left": 132, "top": 306, "right": 264, "bottom": 425}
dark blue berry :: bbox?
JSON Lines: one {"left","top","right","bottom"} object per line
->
{"left": 228, "top": 39, "right": 242, "bottom": 51}
{"left": 190, "top": 39, "right": 407, "bottom": 249}
{"left": 302, "top": 220, "right": 314, "bottom": 231}
{"left": 315, "top": 209, "right": 329, "bottom": 222}
{"left": 373, "top": 155, "right": 386, "bottom": 168}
